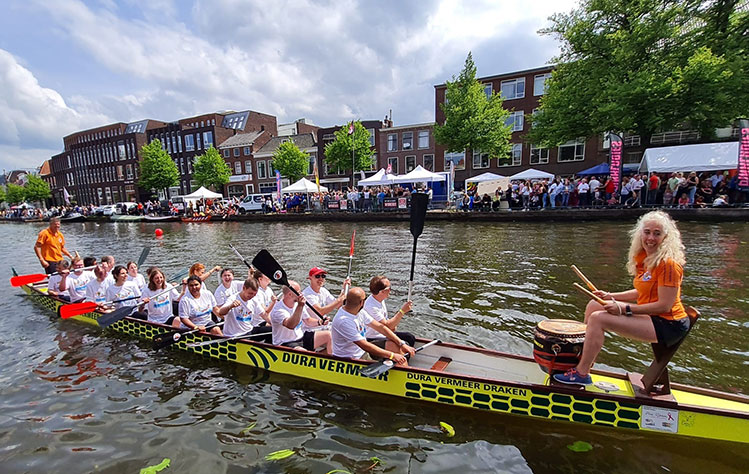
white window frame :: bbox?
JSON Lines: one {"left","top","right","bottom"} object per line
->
{"left": 500, "top": 78, "right": 525, "bottom": 100}
{"left": 234, "top": 162, "right": 242, "bottom": 174}
{"left": 245, "top": 160, "right": 252, "bottom": 175}
{"left": 387, "top": 134, "right": 398, "bottom": 152}
{"left": 405, "top": 155, "right": 416, "bottom": 173}
{"left": 402, "top": 132, "right": 413, "bottom": 150}
{"left": 423, "top": 154, "right": 434, "bottom": 171}
{"left": 223, "top": 149, "right": 230, "bottom": 158}
{"left": 244, "top": 146, "right": 251, "bottom": 155}
{"left": 505, "top": 111, "right": 524, "bottom": 132}
{"left": 484, "top": 83, "right": 492, "bottom": 99}
{"left": 184, "top": 135, "right": 194, "bottom": 152}
{"left": 418, "top": 130, "right": 429, "bottom": 149}
{"left": 472, "top": 150, "right": 490, "bottom": 169}
{"left": 557, "top": 139, "right": 585, "bottom": 162}
{"left": 203, "top": 131, "right": 213, "bottom": 148}
{"left": 388, "top": 156, "right": 399, "bottom": 174}
{"left": 368, "top": 129, "right": 375, "bottom": 147}
{"left": 257, "top": 161, "right": 267, "bottom": 179}
{"left": 530, "top": 144, "right": 549, "bottom": 165}
{"left": 498, "top": 144, "right": 522, "bottom": 167}
{"left": 444, "top": 151, "right": 465, "bottom": 170}
{"left": 533, "top": 73, "right": 552, "bottom": 96}
{"left": 234, "top": 148, "right": 240, "bottom": 157}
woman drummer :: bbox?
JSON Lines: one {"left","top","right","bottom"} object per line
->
{"left": 554, "top": 210, "right": 690, "bottom": 385}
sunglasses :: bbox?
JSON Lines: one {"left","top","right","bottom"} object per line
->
{"left": 314, "top": 274, "right": 327, "bottom": 279}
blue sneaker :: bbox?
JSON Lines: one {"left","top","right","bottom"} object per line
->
{"left": 553, "top": 368, "right": 592, "bottom": 386}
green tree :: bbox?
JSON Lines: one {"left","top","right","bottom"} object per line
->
{"left": 0, "top": 185, "right": 6, "bottom": 205}
{"left": 24, "top": 175, "right": 51, "bottom": 203}
{"left": 139, "top": 139, "right": 180, "bottom": 198}
{"left": 6, "top": 183, "right": 26, "bottom": 204}
{"left": 272, "top": 141, "right": 309, "bottom": 182}
{"left": 434, "top": 52, "right": 513, "bottom": 159}
{"left": 192, "top": 146, "right": 231, "bottom": 192}
{"left": 529, "top": 0, "right": 748, "bottom": 147}
{"left": 324, "top": 121, "right": 374, "bottom": 175}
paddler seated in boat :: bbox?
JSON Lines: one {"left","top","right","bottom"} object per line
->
{"left": 554, "top": 210, "right": 689, "bottom": 386}
{"left": 331, "top": 287, "right": 415, "bottom": 364}
{"left": 47, "top": 259, "right": 71, "bottom": 301}
{"left": 138, "top": 267, "right": 186, "bottom": 328}
{"left": 363, "top": 275, "right": 416, "bottom": 351}
{"left": 85, "top": 265, "right": 110, "bottom": 305}
{"left": 126, "top": 261, "right": 146, "bottom": 290}
{"left": 105, "top": 265, "right": 146, "bottom": 318}
{"left": 101, "top": 255, "right": 115, "bottom": 285}
{"left": 189, "top": 263, "right": 222, "bottom": 283}
{"left": 253, "top": 269, "right": 278, "bottom": 323}
{"left": 217, "top": 276, "right": 273, "bottom": 343}
{"left": 60, "top": 256, "right": 95, "bottom": 303}
{"left": 179, "top": 276, "right": 223, "bottom": 335}
{"left": 214, "top": 268, "right": 247, "bottom": 306}
{"left": 301, "top": 267, "right": 349, "bottom": 327}
{"left": 270, "top": 280, "right": 332, "bottom": 353}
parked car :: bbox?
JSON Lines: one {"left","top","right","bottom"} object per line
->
{"left": 238, "top": 194, "right": 271, "bottom": 213}
{"left": 100, "top": 205, "right": 117, "bottom": 216}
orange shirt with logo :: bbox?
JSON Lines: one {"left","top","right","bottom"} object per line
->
{"left": 36, "top": 228, "right": 66, "bottom": 262}
{"left": 633, "top": 251, "right": 687, "bottom": 321}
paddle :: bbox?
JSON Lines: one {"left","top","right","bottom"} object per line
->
{"left": 360, "top": 339, "right": 441, "bottom": 378}
{"left": 137, "top": 247, "right": 150, "bottom": 268}
{"left": 187, "top": 323, "right": 329, "bottom": 348}
{"left": 343, "top": 230, "right": 356, "bottom": 294}
{"left": 229, "top": 243, "right": 255, "bottom": 272}
{"left": 10, "top": 266, "right": 96, "bottom": 287}
{"left": 571, "top": 265, "right": 598, "bottom": 292}
{"left": 152, "top": 321, "right": 226, "bottom": 350}
{"left": 251, "top": 249, "right": 327, "bottom": 320}
{"left": 61, "top": 286, "right": 173, "bottom": 320}
{"left": 407, "top": 192, "right": 429, "bottom": 301}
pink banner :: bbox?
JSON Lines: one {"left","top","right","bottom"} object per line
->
{"left": 739, "top": 126, "right": 749, "bottom": 189}
{"left": 609, "top": 135, "right": 623, "bottom": 192}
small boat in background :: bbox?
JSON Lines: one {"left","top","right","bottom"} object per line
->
{"left": 60, "top": 212, "right": 86, "bottom": 223}
{"left": 181, "top": 215, "right": 212, "bottom": 223}
{"left": 110, "top": 214, "right": 144, "bottom": 222}
{"left": 144, "top": 215, "right": 179, "bottom": 222}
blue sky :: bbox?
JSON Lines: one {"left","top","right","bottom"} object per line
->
{"left": 0, "top": 0, "right": 576, "bottom": 173}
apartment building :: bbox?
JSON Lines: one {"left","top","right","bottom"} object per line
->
{"left": 251, "top": 133, "right": 319, "bottom": 194}
{"left": 379, "top": 123, "right": 435, "bottom": 175}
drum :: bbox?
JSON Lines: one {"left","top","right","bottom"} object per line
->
{"left": 533, "top": 319, "right": 587, "bottom": 374}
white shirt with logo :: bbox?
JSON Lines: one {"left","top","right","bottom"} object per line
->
{"left": 85, "top": 279, "right": 110, "bottom": 304}
{"left": 221, "top": 293, "right": 264, "bottom": 337}
{"left": 127, "top": 273, "right": 147, "bottom": 291}
{"left": 66, "top": 271, "right": 95, "bottom": 302}
{"left": 270, "top": 299, "right": 304, "bottom": 345}
{"left": 213, "top": 280, "right": 244, "bottom": 307}
{"left": 362, "top": 295, "right": 388, "bottom": 340}
{"left": 331, "top": 307, "right": 374, "bottom": 359}
{"left": 142, "top": 284, "right": 181, "bottom": 324}
{"left": 179, "top": 288, "right": 217, "bottom": 327}
{"left": 105, "top": 281, "right": 142, "bottom": 309}
{"left": 47, "top": 275, "right": 70, "bottom": 298}
{"left": 301, "top": 285, "right": 335, "bottom": 327}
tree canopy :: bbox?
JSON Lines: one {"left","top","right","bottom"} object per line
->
{"left": 24, "top": 175, "right": 51, "bottom": 203}
{"left": 0, "top": 185, "right": 6, "bottom": 204}
{"left": 139, "top": 139, "right": 180, "bottom": 197}
{"left": 5, "top": 183, "right": 26, "bottom": 204}
{"left": 434, "top": 52, "right": 513, "bottom": 158}
{"left": 324, "top": 121, "right": 375, "bottom": 175}
{"left": 529, "top": 0, "right": 749, "bottom": 146}
{"left": 272, "top": 140, "right": 309, "bottom": 182}
{"left": 192, "top": 146, "right": 231, "bottom": 192}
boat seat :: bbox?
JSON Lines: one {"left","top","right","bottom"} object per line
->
{"left": 631, "top": 306, "right": 700, "bottom": 397}
{"left": 430, "top": 356, "right": 452, "bottom": 372}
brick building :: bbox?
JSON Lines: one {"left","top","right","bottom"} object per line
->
{"left": 252, "top": 133, "right": 318, "bottom": 194}
{"left": 379, "top": 122, "right": 436, "bottom": 175}
{"left": 316, "top": 120, "right": 385, "bottom": 190}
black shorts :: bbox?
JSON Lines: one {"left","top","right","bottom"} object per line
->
{"left": 46, "top": 261, "right": 62, "bottom": 275}
{"left": 366, "top": 331, "right": 415, "bottom": 348}
{"left": 250, "top": 325, "right": 273, "bottom": 344}
{"left": 650, "top": 316, "right": 690, "bottom": 347}
{"left": 281, "top": 330, "right": 315, "bottom": 350}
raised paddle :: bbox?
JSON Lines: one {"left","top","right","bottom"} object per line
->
{"left": 573, "top": 282, "right": 607, "bottom": 305}
{"left": 137, "top": 247, "right": 150, "bottom": 268}
{"left": 153, "top": 321, "right": 226, "bottom": 350}
{"left": 360, "top": 339, "right": 441, "bottom": 378}
{"left": 229, "top": 243, "right": 255, "bottom": 272}
{"left": 571, "top": 265, "right": 598, "bottom": 292}
{"left": 343, "top": 230, "right": 356, "bottom": 294}
{"left": 10, "top": 266, "right": 96, "bottom": 287}
{"left": 407, "top": 192, "right": 429, "bottom": 301}
{"left": 251, "top": 249, "right": 328, "bottom": 321}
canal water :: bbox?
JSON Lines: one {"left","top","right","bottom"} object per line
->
{"left": 0, "top": 219, "right": 747, "bottom": 473}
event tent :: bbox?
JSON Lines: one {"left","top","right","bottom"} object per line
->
{"left": 184, "top": 186, "right": 223, "bottom": 199}
{"left": 577, "top": 162, "right": 610, "bottom": 176}
{"left": 392, "top": 165, "right": 446, "bottom": 184}
{"left": 638, "top": 142, "right": 739, "bottom": 174}
{"left": 281, "top": 177, "right": 328, "bottom": 193}
{"left": 508, "top": 168, "right": 555, "bottom": 181}
{"left": 465, "top": 172, "right": 506, "bottom": 183}
{"left": 358, "top": 168, "right": 397, "bottom": 186}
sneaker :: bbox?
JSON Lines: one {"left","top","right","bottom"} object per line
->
{"left": 553, "top": 368, "right": 592, "bottom": 386}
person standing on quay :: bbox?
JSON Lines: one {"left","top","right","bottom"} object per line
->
{"left": 34, "top": 217, "right": 73, "bottom": 274}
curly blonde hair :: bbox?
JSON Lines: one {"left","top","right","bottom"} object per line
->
{"left": 626, "top": 211, "right": 685, "bottom": 275}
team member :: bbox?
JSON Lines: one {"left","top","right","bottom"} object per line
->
{"left": 217, "top": 277, "right": 273, "bottom": 342}
{"left": 139, "top": 268, "right": 185, "bottom": 328}
{"left": 47, "top": 259, "right": 71, "bottom": 301}
{"left": 189, "top": 263, "right": 222, "bottom": 282}
{"left": 331, "top": 287, "right": 415, "bottom": 364}
{"left": 126, "top": 261, "right": 147, "bottom": 290}
{"left": 101, "top": 256, "right": 116, "bottom": 285}
{"left": 85, "top": 265, "right": 110, "bottom": 304}
{"left": 270, "top": 280, "right": 331, "bottom": 353}
{"left": 555, "top": 211, "right": 690, "bottom": 385}
{"left": 105, "top": 265, "right": 142, "bottom": 311}
{"left": 179, "top": 276, "right": 223, "bottom": 335}
{"left": 213, "top": 268, "right": 244, "bottom": 306}
{"left": 34, "top": 217, "right": 73, "bottom": 274}
{"left": 252, "top": 269, "right": 277, "bottom": 316}
{"left": 301, "top": 267, "right": 348, "bottom": 327}
{"left": 363, "top": 275, "right": 416, "bottom": 351}
{"left": 61, "top": 257, "right": 95, "bottom": 303}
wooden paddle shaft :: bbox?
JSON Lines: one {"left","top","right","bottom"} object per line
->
{"left": 573, "top": 282, "right": 607, "bottom": 305}
{"left": 571, "top": 265, "right": 598, "bottom": 292}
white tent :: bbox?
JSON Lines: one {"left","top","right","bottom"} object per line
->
{"left": 184, "top": 186, "right": 223, "bottom": 199}
{"left": 639, "top": 142, "right": 739, "bottom": 174}
{"left": 282, "top": 177, "right": 328, "bottom": 193}
{"left": 508, "top": 168, "right": 555, "bottom": 181}
{"left": 466, "top": 172, "right": 506, "bottom": 183}
{"left": 392, "top": 165, "right": 446, "bottom": 184}
{"left": 359, "top": 168, "right": 397, "bottom": 186}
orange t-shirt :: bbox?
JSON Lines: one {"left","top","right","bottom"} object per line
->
{"left": 36, "top": 228, "right": 65, "bottom": 262}
{"left": 633, "top": 251, "right": 687, "bottom": 321}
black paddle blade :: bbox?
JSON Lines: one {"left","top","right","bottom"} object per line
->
{"left": 410, "top": 193, "right": 429, "bottom": 238}
{"left": 360, "top": 359, "right": 394, "bottom": 378}
{"left": 98, "top": 306, "right": 135, "bottom": 328}
{"left": 152, "top": 330, "right": 181, "bottom": 350}
{"left": 137, "top": 247, "right": 150, "bottom": 268}
{"left": 252, "top": 250, "right": 289, "bottom": 287}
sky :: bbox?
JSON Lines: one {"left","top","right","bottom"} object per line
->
{"left": 0, "top": 0, "right": 577, "bottom": 173}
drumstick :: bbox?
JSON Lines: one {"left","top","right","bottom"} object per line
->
{"left": 573, "top": 283, "right": 607, "bottom": 305}
{"left": 571, "top": 265, "right": 598, "bottom": 292}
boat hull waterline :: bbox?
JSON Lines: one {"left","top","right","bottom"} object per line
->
{"left": 19, "top": 281, "right": 748, "bottom": 445}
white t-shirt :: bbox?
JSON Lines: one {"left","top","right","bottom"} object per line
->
{"left": 213, "top": 280, "right": 244, "bottom": 307}
{"left": 105, "top": 281, "right": 142, "bottom": 308}
{"left": 631, "top": 178, "right": 645, "bottom": 191}
{"left": 577, "top": 182, "right": 590, "bottom": 193}
{"left": 142, "top": 284, "right": 181, "bottom": 324}
{"left": 105, "top": 271, "right": 115, "bottom": 286}
{"left": 221, "top": 293, "right": 264, "bottom": 337}
{"left": 127, "top": 273, "right": 146, "bottom": 290}
{"left": 301, "top": 285, "right": 335, "bottom": 327}
{"left": 255, "top": 285, "right": 274, "bottom": 309}
{"left": 589, "top": 179, "right": 601, "bottom": 192}
{"left": 331, "top": 307, "right": 373, "bottom": 359}
{"left": 179, "top": 288, "right": 217, "bottom": 327}
{"left": 66, "top": 271, "right": 95, "bottom": 302}
{"left": 270, "top": 299, "right": 304, "bottom": 345}
{"left": 47, "top": 274, "right": 69, "bottom": 298}
{"left": 362, "top": 295, "right": 388, "bottom": 339}
{"left": 85, "top": 279, "right": 109, "bottom": 303}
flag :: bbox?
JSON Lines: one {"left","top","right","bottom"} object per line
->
{"left": 386, "top": 163, "right": 392, "bottom": 174}
{"left": 738, "top": 119, "right": 749, "bottom": 190}
{"left": 608, "top": 133, "right": 623, "bottom": 193}
{"left": 360, "top": 170, "right": 365, "bottom": 180}
{"left": 348, "top": 122, "right": 355, "bottom": 135}
{"left": 313, "top": 158, "right": 321, "bottom": 195}
{"left": 275, "top": 170, "right": 282, "bottom": 204}
{"left": 449, "top": 161, "right": 455, "bottom": 197}
{"left": 63, "top": 187, "right": 71, "bottom": 205}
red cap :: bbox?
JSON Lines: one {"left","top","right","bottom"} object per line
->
{"left": 308, "top": 267, "right": 327, "bottom": 277}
